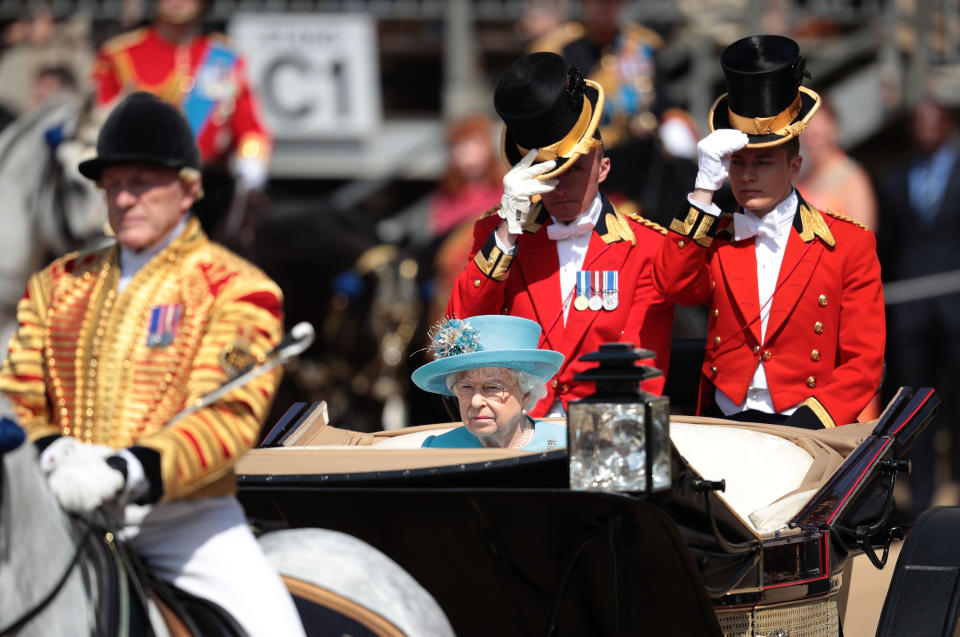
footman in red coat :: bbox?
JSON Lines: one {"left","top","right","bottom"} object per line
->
{"left": 653, "top": 35, "right": 884, "bottom": 429}
{"left": 447, "top": 52, "right": 674, "bottom": 417}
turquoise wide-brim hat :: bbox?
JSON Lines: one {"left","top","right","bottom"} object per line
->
{"left": 412, "top": 315, "right": 564, "bottom": 396}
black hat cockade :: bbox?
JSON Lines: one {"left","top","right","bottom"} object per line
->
{"left": 79, "top": 91, "right": 201, "bottom": 181}
{"left": 709, "top": 34, "right": 821, "bottom": 148}
{"left": 494, "top": 52, "right": 605, "bottom": 179}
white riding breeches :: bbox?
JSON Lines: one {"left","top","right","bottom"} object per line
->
{"left": 118, "top": 496, "right": 305, "bottom": 637}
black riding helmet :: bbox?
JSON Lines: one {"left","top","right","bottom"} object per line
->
{"left": 79, "top": 92, "right": 201, "bottom": 181}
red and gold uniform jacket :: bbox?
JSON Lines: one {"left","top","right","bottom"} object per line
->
{"left": 92, "top": 27, "right": 271, "bottom": 166}
{"left": 0, "top": 218, "right": 283, "bottom": 502}
{"left": 653, "top": 193, "right": 884, "bottom": 427}
{"left": 448, "top": 196, "right": 674, "bottom": 416}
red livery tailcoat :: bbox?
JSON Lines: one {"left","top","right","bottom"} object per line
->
{"left": 653, "top": 193, "right": 884, "bottom": 427}
{"left": 92, "top": 27, "right": 271, "bottom": 166}
{"left": 448, "top": 195, "right": 674, "bottom": 416}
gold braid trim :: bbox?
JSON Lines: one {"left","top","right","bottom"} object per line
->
{"left": 624, "top": 211, "right": 668, "bottom": 236}
{"left": 824, "top": 208, "right": 870, "bottom": 230}
{"left": 800, "top": 397, "right": 837, "bottom": 428}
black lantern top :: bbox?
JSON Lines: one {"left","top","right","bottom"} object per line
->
{"left": 573, "top": 343, "right": 664, "bottom": 402}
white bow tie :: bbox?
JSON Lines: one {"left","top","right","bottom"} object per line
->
{"left": 547, "top": 217, "right": 594, "bottom": 241}
{"left": 736, "top": 212, "right": 780, "bottom": 242}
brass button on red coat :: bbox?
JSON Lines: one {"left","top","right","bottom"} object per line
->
{"left": 762, "top": 350, "right": 772, "bottom": 362}
{"left": 806, "top": 376, "right": 817, "bottom": 388}
{"left": 710, "top": 366, "right": 717, "bottom": 375}
{"left": 753, "top": 345, "right": 760, "bottom": 355}
{"left": 678, "top": 240, "right": 686, "bottom": 248}
{"left": 560, "top": 384, "right": 570, "bottom": 394}
{"left": 712, "top": 308, "right": 719, "bottom": 317}
{"left": 818, "top": 294, "right": 828, "bottom": 307}
{"left": 551, "top": 379, "right": 558, "bottom": 389}
{"left": 810, "top": 349, "right": 820, "bottom": 362}
{"left": 713, "top": 335, "right": 721, "bottom": 345}
{"left": 814, "top": 321, "right": 824, "bottom": 334}
{"left": 473, "top": 279, "right": 481, "bottom": 288}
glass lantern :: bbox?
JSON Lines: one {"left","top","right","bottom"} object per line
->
{"left": 568, "top": 343, "right": 671, "bottom": 493}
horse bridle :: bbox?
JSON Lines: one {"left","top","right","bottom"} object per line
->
{"left": 0, "top": 512, "right": 97, "bottom": 636}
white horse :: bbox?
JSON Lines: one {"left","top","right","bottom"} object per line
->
{"left": 0, "top": 417, "right": 454, "bottom": 637}
{"left": 0, "top": 91, "right": 110, "bottom": 360}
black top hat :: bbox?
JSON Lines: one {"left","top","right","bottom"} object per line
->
{"left": 494, "top": 52, "right": 605, "bottom": 179}
{"left": 709, "top": 35, "right": 820, "bottom": 147}
{"left": 79, "top": 92, "right": 201, "bottom": 180}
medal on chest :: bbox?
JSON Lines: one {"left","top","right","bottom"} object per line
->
{"left": 588, "top": 270, "right": 604, "bottom": 311}
{"left": 147, "top": 304, "right": 183, "bottom": 347}
{"left": 574, "top": 270, "right": 590, "bottom": 311}
{"left": 602, "top": 270, "right": 619, "bottom": 311}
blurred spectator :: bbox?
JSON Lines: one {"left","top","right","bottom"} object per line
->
{"left": 0, "top": 2, "right": 93, "bottom": 120}
{"left": 428, "top": 114, "right": 505, "bottom": 237}
{"left": 528, "top": 0, "right": 698, "bottom": 228}
{"left": 91, "top": 0, "right": 272, "bottom": 245}
{"left": 30, "top": 64, "right": 77, "bottom": 109}
{"left": 426, "top": 113, "right": 505, "bottom": 328}
{"left": 877, "top": 98, "right": 960, "bottom": 516}
{"left": 796, "top": 100, "right": 878, "bottom": 230}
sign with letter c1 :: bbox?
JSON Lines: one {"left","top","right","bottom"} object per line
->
{"left": 228, "top": 13, "right": 382, "bottom": 140}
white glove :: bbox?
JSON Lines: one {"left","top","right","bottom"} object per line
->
{"left": 694, "top": 129, "right": 750, "bottom": 191}
{"left": 499, "top": 149, "right": 558, "bottom": 235}
{"left": 234, "top": 156, "right": 269, "bottom": 191}
{"left": 46, "top": 443, "right": 124, "bottom": 515}
{"left": 39, "top": 436, "right": 85, "bottom": 474}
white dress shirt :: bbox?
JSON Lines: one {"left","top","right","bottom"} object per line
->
{"left": 118, "top": 216, "right": 188, "bottom": 294}
{"left": 494, "top": 194, "right": 603, "bottom": 325}
{"left": 494, "top": 195, "right": 602, "bottom": 417}
{"left": 714, "top": 190, "right": 800, "bottom": 416}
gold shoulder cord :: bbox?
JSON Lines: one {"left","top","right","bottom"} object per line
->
{"left": 624, "top": 211, "right": 668, "bottom": 236}
{"left": 824, "top": 209, "right": 870, "bottom": 231}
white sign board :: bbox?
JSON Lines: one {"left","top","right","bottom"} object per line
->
{"left": 228, "top": 13, "right": 382, "bottom": 140}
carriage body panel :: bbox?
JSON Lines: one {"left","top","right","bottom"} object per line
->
{"left": 236, "top": 388, "right": 938, "bottom": 635}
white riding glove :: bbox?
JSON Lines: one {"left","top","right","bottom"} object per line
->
{"left": 46, "top": 443, "right": 124, "bottom": 515}
{"left": 499, "top": 149, "right": 558, "bottom": 235}
{"left": 39, "top": 435, "right": 85, "bottom": 474}
{"left": 694, "top": 129, "right": 750, "bottom": 191}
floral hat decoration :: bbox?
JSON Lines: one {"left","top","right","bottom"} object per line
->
{"left": 411, "top": 315, "right": 564, "bottom": 396}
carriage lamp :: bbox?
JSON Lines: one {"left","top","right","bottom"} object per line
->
{"left": 568, "top": 344, "right": 670, "bottom": 493}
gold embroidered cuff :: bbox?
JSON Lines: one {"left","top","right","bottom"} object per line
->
{"left": 669, "top": 204, "right": 718, "bottom": 248}
{"left": 473, "top": 234, "right": 514, "bottom": 282}
{"left": 800, "top": 396, "right": 836, "bottom": 428}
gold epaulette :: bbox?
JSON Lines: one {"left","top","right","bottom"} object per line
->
{"left": 624, "top": 211, "right": 668, "bottom": 236}
{"left": 824, "top": 209, "right": 870, "bottom": 230}
{"left": 101, "top": 27, "right": 148, "bottom": 55}
{"left": 527, "top": 22, "right": 585, "bottom": 54}
{"left": 622, "top": 24, "right": 664, "bottom": 50}
{"left": 208, "top": 32, "right": 239, "bottom": 51}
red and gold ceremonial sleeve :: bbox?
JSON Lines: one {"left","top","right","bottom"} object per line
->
{"left": 135, "top": 271, "right": 284, "bottom": 501}
{"left": 446, "top": 210, "right": 513, "bottom": 319}
{"left": 231, "top": 56, "right": 273, "bottom": 163}
{"left": 0, "top": 270, "right": 56, "bottom": 440}
{"left": 653, "top": 200, "right": 720, "bottom": 307}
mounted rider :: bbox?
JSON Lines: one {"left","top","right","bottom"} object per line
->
{"left": 0, "top": 91, "right": 304, "bottom": 636}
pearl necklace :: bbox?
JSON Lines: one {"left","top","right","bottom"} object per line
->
{"left": 513, "top": 418, "right": 534, "bottom": 449}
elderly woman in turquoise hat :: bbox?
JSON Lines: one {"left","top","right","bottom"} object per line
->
{"left": 412, "top": 315, "right": 565, "bottom": 450}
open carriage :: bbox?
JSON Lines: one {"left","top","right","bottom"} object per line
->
{"left": 235, "top": 382, "right": 956, "bottom": 636}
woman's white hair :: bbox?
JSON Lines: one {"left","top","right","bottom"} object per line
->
{"left": 445, "top": 367, "right": 548, "bottom": 411}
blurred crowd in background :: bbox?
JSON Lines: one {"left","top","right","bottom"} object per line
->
{"left": 1, "top": 0, "right": 959, "bottom": 514}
